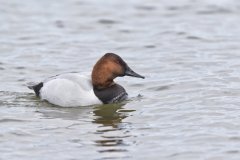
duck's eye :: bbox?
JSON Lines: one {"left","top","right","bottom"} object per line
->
{"left": 114, "top": 59, "right": 121, "bottom": 65}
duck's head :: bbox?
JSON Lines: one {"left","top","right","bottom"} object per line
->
{"left": 92, "top": 53, "right": 145, "bottom": 89}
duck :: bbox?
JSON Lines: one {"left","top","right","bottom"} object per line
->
{"left": 27, "top": 53, "right": 145, "bottom": 107}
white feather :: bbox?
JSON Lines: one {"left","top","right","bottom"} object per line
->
{"left": 40, "top": 73, "right": 102, "bottom": 107}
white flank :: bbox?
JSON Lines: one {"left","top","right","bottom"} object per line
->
{"left": 40, "top": 73, "right": 102, "bottom": 107}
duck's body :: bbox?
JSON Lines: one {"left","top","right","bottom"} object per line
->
{"left": 39, "top": 73, "right": 102, "bottom": 106}
{"left": 28, "top": 53, "right": 144, "bottom": 107}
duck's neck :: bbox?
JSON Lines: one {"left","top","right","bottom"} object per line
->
{"left": 92, "top": 79, "right": 114, "bottom": 90}
{"left": 92, "top": 69, "right": 128, "bottom": 104}
{"left": 91, "top": 70, "right": 115, "bottom": 90}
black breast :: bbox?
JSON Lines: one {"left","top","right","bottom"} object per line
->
{"left": 93, "top": 84, "right": 128, "bottom": 104}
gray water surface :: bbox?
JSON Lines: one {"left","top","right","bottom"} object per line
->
{"left": 1, "top": 0, "right": 240, "bottom": 159}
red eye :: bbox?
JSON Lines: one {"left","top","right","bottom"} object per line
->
{"left": 114, "top": 60, "right": 120, "bottom": 64}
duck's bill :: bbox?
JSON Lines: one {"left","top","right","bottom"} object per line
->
{"left": 125, "top": 66, "right": 145, "bottom": 79}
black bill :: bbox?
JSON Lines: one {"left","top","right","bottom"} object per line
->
{"left": 125, "top": 66, "right": 145, "bottom": 79}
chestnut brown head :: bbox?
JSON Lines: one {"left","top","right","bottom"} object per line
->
{"left": 92, "top": 53, "right": 144, "bottom": 89}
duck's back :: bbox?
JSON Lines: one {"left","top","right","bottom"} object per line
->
{"left": 29, "top": 73, "right": 102, "bottom": 107}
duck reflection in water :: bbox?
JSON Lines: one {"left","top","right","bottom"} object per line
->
{"left": 93, "top": 102, "right": 135, "bottom": 154}
{"left": 34, "top": 100, "right": 135, "bottom": 157}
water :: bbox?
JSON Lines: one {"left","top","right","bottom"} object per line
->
{"left": 1, "top": 0, "right": 240, "bottom": 159}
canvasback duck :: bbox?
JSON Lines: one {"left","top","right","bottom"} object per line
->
{"left": 28, "top": 53, "right": 144, "bottom": 107}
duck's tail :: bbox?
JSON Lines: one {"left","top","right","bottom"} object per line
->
{"left": 27, "top": 82, "right": 43, "bottom": 97}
